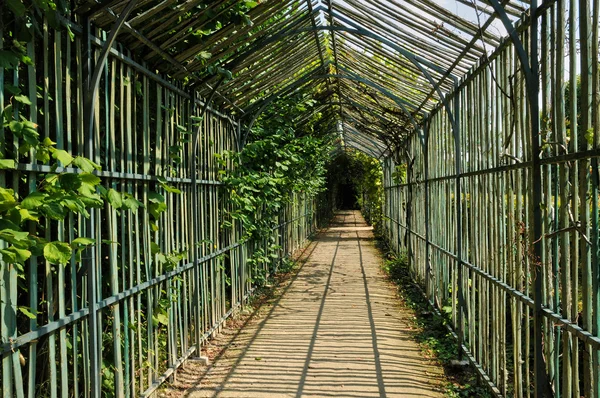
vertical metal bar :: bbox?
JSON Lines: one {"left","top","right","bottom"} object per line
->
{"left": 82, "top": 2, "right": 138, "bottom": 396}
{"left": 189, "top": 78, "right": 223, "bottom": 348}
{"left": 591, "top": 0, "right": 600, "bottom": 394}
{"left": 528, "top": 0, "right": 548, "bottom": 395}
{"left": 451, "top": 78, "right": 465, "bottom": 359}
{"left": 423, "top": 123, "right": 431, "bottom": 301}
{"left": 81, "top": 17, "right": 101, "bottom": 398}
{"left": 23, "top": 24, "right": 40, "bottom": 398}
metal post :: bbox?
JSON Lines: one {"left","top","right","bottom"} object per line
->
{"left": 452, "top": 79, "right": 465, "bottom": 359}
{"left": 82, "top": 2, "right": 139, "bottom": 396}
{"left": 81, "top": 17, "right": 101, "bottom": 398}
{"left": 188, "top": 87, "right": 203, "bottom": 351}
{"left": 405, "top": 150, "right": 413, "bottom": 273}
{"left": 528, "top": 0, "right": 547, "bottom": 395}
{"left": 423, "top": 122, "right": 431, "bottom": 301}
{"left": 189, "top": 78, "right": 224, "bottom": 349}
{"left": 480, "top": 1, "right": 547, "bottom": 392}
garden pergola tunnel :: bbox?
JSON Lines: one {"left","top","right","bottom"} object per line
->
{"left": 0, "top": 0, "right": 599, "bottom": 396}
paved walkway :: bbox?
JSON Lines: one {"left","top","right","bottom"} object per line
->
{"left": 169, "top": 210, "right": 444, "bottom": 397}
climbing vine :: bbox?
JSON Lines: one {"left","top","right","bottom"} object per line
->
{"left": 325, "top": 150, "right": 384, "bottom": 232}
{"left": 216, "top": 94, "right": 334, "bottom": 280}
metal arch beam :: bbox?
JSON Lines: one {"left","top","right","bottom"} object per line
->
{"left": 206, "top": 10, "right": 457, "bottom": 104}
{"left": 216, "top": 20, "right": 458, "bottom": 129}
{"left": 203, "top": 12, "right": 461, "bottom": 137}
{"left": 241, "top": 64, "right": 325, "bottom": 116}
{"left": 335, "top": 64, "right": 425, "bottom": 113}
{"left": 240, "top": 69, "right": 421, "bottom": 158}
{"left": 244, "top": 71, "right": 421, "bottom": 128}
{"left": 342, "top": 131, "right": 385, "bottom": 158}
{"left": 329, "top": 74, "right": 420, "bottom": 123}
{"left": 227, "top": 9, "right": 451, "bottom": 77}
{"left": 319, "top": 6, "right": 450, "bottom": 77}
{"left": 342, "top": 122, "right": 390, "bottom": 156}
{"left": 342, "top": 118, "right": 396, "bottom": 159}
{"left": 342, "top": 118, "right": 389, "bottom": 148}
{"left": 242, "top": 97, "right": 272, "bottom": 148}
{"left": 486, "top": 0, "right": 533, "bottom": 86}
{"left": 187, "top": 78, "right": 225, "bottom": 353}
{"left": 344, "top": 141, "right": 383, "bottom": 159}
{"left": 222, "top": 24, "right": 450, "bottom": 87}
{"left": 334, "top": 99, "right": 400, "bottom": 127}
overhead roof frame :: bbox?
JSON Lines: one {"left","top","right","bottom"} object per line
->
{"left": 75, "top": 0, "right": 532, "bottom": 157}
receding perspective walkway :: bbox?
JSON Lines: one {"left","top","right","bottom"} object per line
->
{"left": 166, "top": 210, "right": 445, "bottom": 398}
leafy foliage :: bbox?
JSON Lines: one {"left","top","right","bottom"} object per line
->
{"left": 326, "top": 150, "right": 384, "bottom": 232}
{"left": 382, "top": 251, "right": 492, "bottom": 398}
{"left": 216, "top": 94, "right": 333, "bottom": 281}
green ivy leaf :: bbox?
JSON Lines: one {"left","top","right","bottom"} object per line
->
{"left": 122, "top": 194, "right": 144, "bottom": 211}
{"left": 72, "top": 237, "right": 96, "bottom": 246}
{"left": 35, "top": 147, "right": 50, "bottom": 163}
{"left": 1, "top": 246, "right": 32, "bottom": 264}
{"left": 585, "top": 128, "right": 595, "bottom": 146}
{"left": 151, "top": 242, "right": 161, "bottom": 255}
{"left": 0, "top": 228, "right": 30, "bottom": 245}
{"left": 156, "top": 314, "right": 169, "bottom": 326}
{"left": 14, "top": 94, "right": 32, "bottom": 105}
{"left": 0, "top": 187, "right": 18, "bottom": 212}
{"left": 51, "top": 149, "right": 74, "bottom": 166}
{"left": 153, "top": 313, "right": 169, "bottom": 326}
{"left": 107, "top": 189, "right": 123, "bottom": 209}
{"left": 18, "top": 306, "right": 37, "bottom": 319}
{"left": 59, "top": 173, "right": 82, "bottom": 190}
{"left": 78, "top": 195, "right": 104, "bottom": 210}
{"left": 4, "top": 84, "right": 21, "bottom": 96}
{"left": 21, "top": 191, "right": 46, "bottom": 210}
{"left": 42, "top": 137, "right": 56, "bottom": 147}
{"left": 0, "top": 51, "right": 20, "bottom": 69}
{"left": 43, "top": 241, "right": 72, "bottom": 265}
{"left": 18, "top": 208, "right": 39, "bottom": 222}
{"left": 148, "top": 192, "right": 165, "bottom": 204}
{"left": 0, "top": 249, "right": 17, "bottom": 264}
{"left": 161, "top": 183, "right": 181, "bottom": 194}
{"left": 0, "top": 159, "right": 16, "bottom": 170}
{"left": 42, "top": 202, "right": 66, "bottom": 220}
{"left": 9, "top": 121, "right": 23, "bottom": 134}
{"left": 6, "top": 0, "right": 27, "bottom": 16}
{"left": 149, "top": 202, "right": 167, "bottom": 219}
{"left": 22, "top": 125, "right": 39, "bottom": 145}
{"left": 72, "top": 156, "right": 101, "bottom": 173}
{"left": 79, "top": 172, "right": 101, "bottom": 186}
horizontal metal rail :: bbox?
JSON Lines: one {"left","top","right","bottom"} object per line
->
{"left": 385, "top": 215, "right": 600, "bottom": 349}
{"left": 384, "top": 147, "right": 600, "bottom": 190}
{"left": 55, "top": 14, "right": 238, "bottom": 124}
{"left": 0, "top": 242, "right": 242, "bottom": 356}
{"left": 16, "top": 163, "right": 222, "bottom": 185}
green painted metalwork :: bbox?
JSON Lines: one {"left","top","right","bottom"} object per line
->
{"left": 3, "top": 0, "right": 600, "bottom": 397}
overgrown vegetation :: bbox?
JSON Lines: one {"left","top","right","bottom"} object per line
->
{"left": 325, "top": 150, "right": 384, "bottom": 231}
{"left": 0, "top": 1, "right": 262, "bottom": 396}
{"left": 381, "top": 250, "right": 492, "bottom": 398}
{"left": 216, "top": 93, "right": 334, "bottom": 284}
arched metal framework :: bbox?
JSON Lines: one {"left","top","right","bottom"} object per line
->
{"left": 2, "top": 0, "right": 598, "bottom": 397}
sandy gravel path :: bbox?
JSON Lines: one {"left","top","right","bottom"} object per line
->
{"left": 165, "top": 210, "right": 445, "bottom": 398}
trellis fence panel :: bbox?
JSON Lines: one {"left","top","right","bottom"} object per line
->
{"left": 0, "top": 17, "right": 318, "bottom": 398}
{"left": 383, "top": 1, "right": 600, "bottom": 397}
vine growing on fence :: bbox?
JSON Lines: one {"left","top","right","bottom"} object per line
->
{"left": 216, "top": 93, "right": 334, "bottom": 280}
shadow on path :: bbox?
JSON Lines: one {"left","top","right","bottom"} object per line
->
{"left": 170, "top": 211, "right": 445, "bottom": 398}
